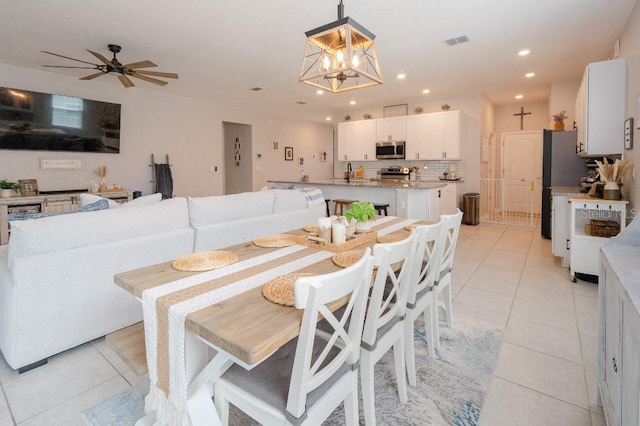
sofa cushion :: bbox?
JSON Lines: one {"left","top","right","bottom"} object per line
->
{"left": 6, "top": 199, "right": 109, "bottom": 221}
{"left": 188, "top": 191, "right": 274, "bottom": 226}
{"left": 271, "top": 189, "right": 308, "bottom": 213}
{"left": 8, "top": 197, "right": 190, "bottom": 262}
{"left": 79, "top": 192, "right": 162, "bottom": 208}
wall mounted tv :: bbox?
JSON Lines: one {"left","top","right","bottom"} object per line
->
{"left": 0, "top": 87, "right": 121, "bottom": 153}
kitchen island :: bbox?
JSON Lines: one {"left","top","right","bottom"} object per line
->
{"left": 269, "top": 178, "right": 458, "bottom": 221}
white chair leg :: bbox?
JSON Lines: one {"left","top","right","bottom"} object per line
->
{"left": 432, "top": 291, "right": 442, "bottom": 351}
{"left": 213, "top": 385, "right": 229, "bottom": 426}
{"left": 443, "top": 283, "right": 453, "bottom": 328}
{"left": 392, "top": 338, "right": 408, "bottom": 403}
{"left": 424, "top": 305, "right": 436, "bottom": 358}
{"left": 361, "top": 354, "right": 376, "bottom": 426}
{"left": 344, "top": 374, "right": 359, "bottom": 426}
{"left": 405, "top": 319, "right": 417, "bottom": 387}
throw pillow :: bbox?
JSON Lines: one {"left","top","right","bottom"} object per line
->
{"left": 7, "top": 199, "right": 109, "bottom": 221}
{"left": 79, "top": 193, "right": 120, "bottom": 208}
{"left": 121, "top": 192, "right": 162, "bottom": 208}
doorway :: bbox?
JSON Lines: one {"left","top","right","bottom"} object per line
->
{"left": 223, "top": 122, "right": 253, "bottom": 195}
{"left": 481, "top": 131, "right": 543, "bottom": 226}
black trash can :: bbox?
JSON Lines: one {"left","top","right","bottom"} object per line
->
{"left": 462, "top": 193, "right": 480, "bottom": 225}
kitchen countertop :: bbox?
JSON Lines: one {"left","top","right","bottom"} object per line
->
{"left": 551, "top": 186, "right": 584, "bottom": 196}
{"left": 269, "top": 178, "right": 448, "bottom": 190}
{"left": 568, "top": 193, "right": 629, "bottom": 204}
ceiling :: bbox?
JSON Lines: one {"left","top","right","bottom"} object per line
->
{"left": 0, "top": 0, "right": 637, "bottom": 124}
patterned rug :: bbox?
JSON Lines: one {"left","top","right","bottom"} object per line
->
{"left": 83, "top": 315, "right": 502, "bottom": 425}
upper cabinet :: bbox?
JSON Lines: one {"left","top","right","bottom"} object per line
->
{"left": 337, "top": 120, "right": 376, "bottom": 161}
{"left": 375, "top": 116, "right": 406, "bottom": 142}
{"left": 405, "top": 110, "right": 462, "bottom": 160}
{"left": 575, "top": 58, "right": 626, "bottom": 157}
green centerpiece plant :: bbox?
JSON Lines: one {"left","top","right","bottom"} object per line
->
{"left": 344, "top": 202, "right": 376, "bottom": 233}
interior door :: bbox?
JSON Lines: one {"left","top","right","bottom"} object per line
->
{"left": 501, "top": 131, "right": 543, "bottom": 221}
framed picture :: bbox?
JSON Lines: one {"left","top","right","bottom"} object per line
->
{"left": 284, "top": 146, "right": 293, "bottom": 161}
{"left": 18, "top": 179, "right": 38, "bottom": 196}
{"left": 272, "top": 141, "right": 279, "bottom": 151}
{"left": 624, "top": 117, "right": 633, "bottom": 150}
{"left": 383, "top": 104, "right": 408, "bottom": 118}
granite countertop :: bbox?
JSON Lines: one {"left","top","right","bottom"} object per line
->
{"left": 551, "top": 186, "right": 583, "bottom": 196}
{"left": 269, "top": 178, "right": 447, "bottom": 190}
{"left": 568, "top": 193, "right": 629, "bottom": 204}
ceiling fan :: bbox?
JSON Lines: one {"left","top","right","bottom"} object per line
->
{"left": 41, "top": 44, "right": 179, "bottom": 88}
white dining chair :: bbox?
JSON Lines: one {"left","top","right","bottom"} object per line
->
{"left": 432, "top": 209, "right": 463, "bottom": 351}
{"left": 404, "top": 222, "right": 445, "bottom": 387}
{"left": 213, "top": 248, "right": 375, "bottom": 426}
{"left": 360, "top": 230, "right": 418, "bottom": 426}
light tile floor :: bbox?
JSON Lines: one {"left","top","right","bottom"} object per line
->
{"left": 0, "top": 222, "right": 605, "bottom": 425}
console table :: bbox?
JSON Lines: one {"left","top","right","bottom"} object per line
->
{"left": 0, "top": 190, "right": 132, "bottom": 245}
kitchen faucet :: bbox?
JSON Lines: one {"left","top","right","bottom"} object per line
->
{"left": 346, "top": 162, "right": 352, "bottom": 183}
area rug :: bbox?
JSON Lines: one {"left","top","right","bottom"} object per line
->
{"left": 83, "top": 315, "right": 502, "bottom": 425}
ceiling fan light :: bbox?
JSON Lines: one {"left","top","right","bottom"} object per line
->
{"left": 299, "top": 1, "right": 382, "bottom": 93}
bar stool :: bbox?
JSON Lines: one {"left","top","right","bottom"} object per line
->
{"left": 373, "top": 203, "right": 389, "bottom": 216}
{"left": 333, "top": 199, "right": 357, "bottom": 216}
{"left": 324, "top": 199, "right": 331, "bottom": 217}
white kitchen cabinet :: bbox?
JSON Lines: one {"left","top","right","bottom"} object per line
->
{"left": 569, "top": 197, "right": 627, "bottom": 281}
{"left": 405, "top": 111, "right": 462, "bottom": 160}
{"left": 575, "top": 58, "right": 626, "bottom": 157}
{"left": 599, "top": 241, "right": 640, "bottom": 426}
{"left": 337, "top": 120, "right": 376, "bottom": 161}
{"left": 376, "top": 116, "right": 406, "bottom": 142}
{"left": 552, "top": 194, "right": 571, "bottom": 267}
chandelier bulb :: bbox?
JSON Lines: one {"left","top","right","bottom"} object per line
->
{"left": 352, "top": 54, "right": 359, "bottom": 68}
{"left": 322, "top": 55, "right": 331, "bottom": 71}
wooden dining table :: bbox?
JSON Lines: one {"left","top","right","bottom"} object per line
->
{"left": 114, "top": 215, "right": 426, "bottom": 425}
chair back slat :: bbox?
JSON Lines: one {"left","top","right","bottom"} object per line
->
{"left": 362, "top": 231, "right": 418, "bottom": 349}
{"left": 286, "top": 248, "right": 374, "bottom": 419}
{"left": 407, "top": 222, "right": 445, "bottom": 306}
{"left": 438, "top": 209, "right": 463, "bottom": 275}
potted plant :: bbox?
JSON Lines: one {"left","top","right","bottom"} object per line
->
{"left": 552, "top": 111, "right": 568, "bottom": 130}
{"left": 0, "top": 180, "right": 19, "bottom": 198}
{"left": 414, "top": 107, "right": 423, "bottom": 114}
{"left": 345, "top": 202, "right": 376, "bottom": 233}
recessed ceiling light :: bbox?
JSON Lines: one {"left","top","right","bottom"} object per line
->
{"left": 316, "top": 89, "right": 324, "bottom": 95}
{"left": 515, "top": 94, "right": 524, "bottom": 99}
{"left": 325, "top": 116, "right": 332, "bottom": 121}
{"left": 397, "top": 70, "right": 406, "bottom": 79}
{"left": 525, "top": 72, "right": 535, "bottom": 78}
{"left": 422, "top": 89, "right": 430, "bottom": 94}
{"left": 518, "top": 49, "right": 530, "bottom": 56}
{"left": 349, "top": 100, "right": 356, "bottom": 105}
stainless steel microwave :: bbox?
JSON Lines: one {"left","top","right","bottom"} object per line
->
{"left": 376, "top": 141, "right": 405, "bottom": 159}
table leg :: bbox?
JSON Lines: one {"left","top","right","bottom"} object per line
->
{"left": 186, "top": 333, "right": 233, "bottom": 426}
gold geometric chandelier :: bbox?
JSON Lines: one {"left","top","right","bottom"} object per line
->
{"left": 299, "top": 0, "right": 382, "bottom": 93}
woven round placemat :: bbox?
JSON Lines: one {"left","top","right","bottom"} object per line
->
{"left": 253, "top": 234, "right": 297, "bottom": 248}
{"left": 303, "top": 224, "right": 318, "bottom": 233}
{"left": 377, "top": 233, "right": 409, "bottom": 243}
{"left": 331, "top": 250, "right": 365, "bottom": 268}
{"left": 404, "top": 221, "right": 436, "bottom": 231}
{"left": 171, "top": 251, "right": 239, "bottom": 272}
{"left": 262, "top": 273, "right": 315, "bottom": 306}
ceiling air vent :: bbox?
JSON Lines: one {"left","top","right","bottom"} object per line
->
{"left": 444, "top": 35, "right": 470, "bottom": 46}
{"left": 296, "top": 101, "right": 307, "bottom": 105}
{"left": 250, "top": 87, "right": 263, "bottom": 91}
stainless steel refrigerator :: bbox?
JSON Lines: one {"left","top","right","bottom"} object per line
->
{"left": 541, "top": 130, "right": 585, "bottom": 239}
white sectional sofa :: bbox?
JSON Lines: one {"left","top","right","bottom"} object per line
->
{"left": 0, "top": 188, "right": 325, "bottom": 371}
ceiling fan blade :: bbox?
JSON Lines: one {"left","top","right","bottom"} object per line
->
{"left": 134, "top": 70, "right": 179, "bottom": 79}
{"left": 124, "top": 60, "right": 157, "bottom": 69}
{"left": 129, "top": 73, "right": 168, "bottom": 86}
{"left": 41, "top": 50, "right": 100, "bottom": 66}
{"left": 87, "top": 50, "right": 112, "bottom": 66}
{"left": 117, "top": 74, "right": 135, "bottom": 88}
{"left": 43, "top": 65, "right": 98, "bottom": 69}
{"left": 80, "top": 72, "right": 106, "bottom": 81}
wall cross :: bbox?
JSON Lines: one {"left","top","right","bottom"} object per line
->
{"left": 513, "top": 106, "right": 532, "bottom": 130}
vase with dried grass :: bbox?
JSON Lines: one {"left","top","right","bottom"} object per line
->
{"left": 594, "top": 158, "right": 633, "bottom": 200}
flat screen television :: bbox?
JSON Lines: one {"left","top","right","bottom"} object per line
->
{"left": 0, "top": 87, "right": 121, "bottom": 153}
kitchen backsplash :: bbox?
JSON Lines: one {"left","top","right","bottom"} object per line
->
{"left": 336, "top": 159, "right": 463, "bottom": 181}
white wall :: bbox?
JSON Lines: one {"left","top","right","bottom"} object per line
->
{"left": 620, "top": 0, "right": 640, "bottom": 215}
{"left": 549, "top": 80, "right": 581, "bottom": 130}
{"left": 0, "top": 63, "right": 334, "bottom": 196}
